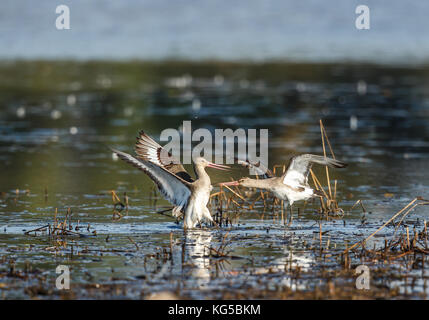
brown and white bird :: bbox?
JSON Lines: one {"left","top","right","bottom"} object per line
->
{"left": 221, "top": 154, "right": 347, "bottom": 212}
{"left": 111, "top": 131, "right": 229, "bottom": 229}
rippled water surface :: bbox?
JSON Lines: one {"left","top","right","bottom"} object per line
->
{"left": 0, "top": 61, "right": 429, "bottom": 299}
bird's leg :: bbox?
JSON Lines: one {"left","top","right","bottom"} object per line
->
{"left": 282, "top": 201, "right": 288, "bottom": 225}
{"left": 289, "top": 204, "right": 294, "bottom": 226}
{"left": 285, "top": 201, "right": 294, "bottom": 226}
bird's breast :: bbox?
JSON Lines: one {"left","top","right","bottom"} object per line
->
{"left": 193, "top": 188, "right": 210, "bottom": 205}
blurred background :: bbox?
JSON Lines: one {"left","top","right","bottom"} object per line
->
{"left": 2, "top": 0, "right": 429, "bottom": 62}
{"left": 1, "top": 0, "right": 429, "bottom": 207}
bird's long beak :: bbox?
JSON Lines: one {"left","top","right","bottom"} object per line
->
{"left": 218, "top": 180, "right": 239, "bottom": 186}
{"left": 206, "top": 162, "right": 230, "bottom": 171}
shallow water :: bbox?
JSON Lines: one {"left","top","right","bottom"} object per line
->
{"left": 0, "top": 61, "right": 429, "bottom": 299}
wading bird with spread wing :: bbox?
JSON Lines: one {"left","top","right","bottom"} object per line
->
{"left": 221, "top": 154, "right": 347, "bottom": 213}
{"left": 111, "top": 131, "right": 229, "bottom": 229}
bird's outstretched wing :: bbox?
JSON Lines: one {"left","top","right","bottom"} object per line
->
{"left": 134, "top": 130, "right": 194, "bottom": 182}
{"left": 282, "top": 154, "right": 347, "bottom": 186}
{"left": 235, "top": 157, "right": 273, "bottom": 179}
{"left": 112, "top": 148, "right": 191, "bottom": 212}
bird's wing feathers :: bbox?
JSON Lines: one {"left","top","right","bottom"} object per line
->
{"left": 283, "top": 154, "right": 347, "bottom": 186}
{"left": 235, "top": 157, "right": 273, "bottom": 179}
{"left": 134, "top": 131, "right": 194, "bottom": 182}
{"left": 112, "top": 148, "right": 191, "bottom": 211}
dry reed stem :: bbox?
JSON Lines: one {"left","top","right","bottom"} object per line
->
{"left": 111, "top": 190, "right": 121, "bottom": 203}
{"left": 320, "top": 120, "right": 336, "bottom": 159}
{"left": 393, "top": 200, "right": 429, "bottom": 236}
{"left": 334, "top": 180, "right": 337, "bottom": 200}
{"left": 320, "top": 120, "right": 332, "bottom": 199}
{"left": 310, "top": 169, "right": 329, "bottom": 200}
{"left": 351, "top": 199, "right": 367, "bottom": 213}
{"left": 344, "top": 198, "right": 420, "bottom": 254}
{"left": 222, "top": 185, "right": 247, "bottom": 202}
{"left": 127, "top": 236, "right": 139, "bottom": 250}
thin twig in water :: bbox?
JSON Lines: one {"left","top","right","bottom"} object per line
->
{"left": 343, "top": 198, "right": 423, "bottom": 254}
{"left": 128, "top": 236, "right": 139, "bottom": 250}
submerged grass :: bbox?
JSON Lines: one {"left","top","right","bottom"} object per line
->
{"left": 24, "top": 207, "right": 95, "bottom": 238}
{"left": 344, "top": 197, "right": 429, "bottom": 254}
